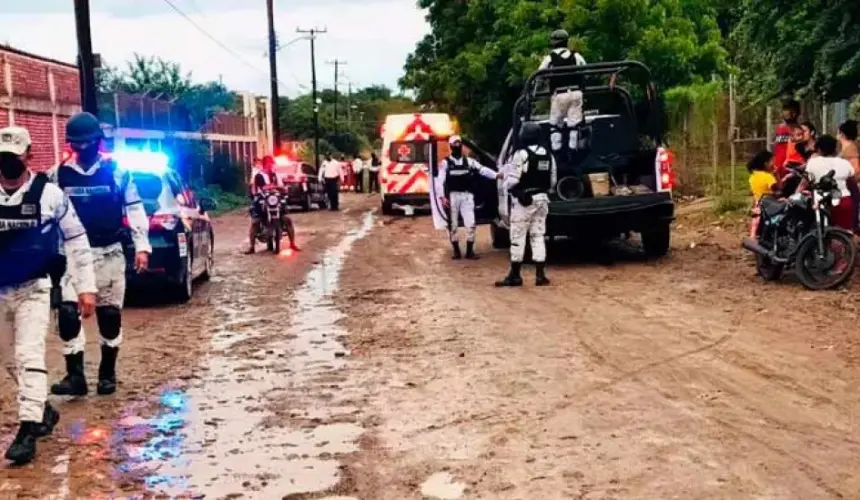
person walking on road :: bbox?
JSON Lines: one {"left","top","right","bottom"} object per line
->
{"left": 369, "top": 152, "right": 381, "bottom": 194}
{"left": 352, "top": 154, "right": 365, "bottom": 193}
{"left": 49, "top": 112, "right": 151, "bottom": 398}
{"left": 0, "top": 126, "right": 97, "bottom": 464}
{"left": 496, "top": 122, "right": 556, "bottom": 287}
{"left": 438, "top": 135, "right": 501, "bottom": 260}
{"left": 320, "top": 154, "right": 343, "bottom": 211}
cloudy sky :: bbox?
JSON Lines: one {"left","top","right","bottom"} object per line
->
{"left": 1, "top": 0, "right": 429, "bottom": 97}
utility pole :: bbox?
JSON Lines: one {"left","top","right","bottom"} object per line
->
{"left": 297, "top": 27, "right": 326, "bottom": 170}
{"left": 326, "top": 59, "right": 347, "bottom": 135}
{"left": 266, "top": 0, "right": 281, "bottom": 152}
{"left": 346, "top": 81, "right": 352, "bottom": 126}
{"left": 73, "top": 0, "right": 98, "bottom": 116}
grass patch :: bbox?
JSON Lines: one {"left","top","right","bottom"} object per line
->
{"left": 194, "top": 185, "right": 247, "bottom": 216}
{"left": 713, "top": 192, "right": 750, "bottom": 215}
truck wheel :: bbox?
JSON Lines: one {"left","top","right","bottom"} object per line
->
{"left": 300, "top": 193, "right": 311, "bottom": 212}
{"left": 641, "top": 225, "right": 671, "bottom": 258}
{"left": 382, "top": 199, "right": 394, "bottom": 215}
{"left": 491, "top": 223, "right": 510, "bottom": 249}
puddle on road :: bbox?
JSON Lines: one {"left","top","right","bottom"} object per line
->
{"left": 115, "top": 211, "right": 375, "bottom": 497}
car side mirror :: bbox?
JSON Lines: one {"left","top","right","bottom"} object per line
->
{"left": 199, "top": 197, "right": 217, "bottom": 213}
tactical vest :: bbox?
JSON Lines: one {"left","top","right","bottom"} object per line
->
{"left": 0, "top": 174, "right": 60, "bottom": 287}
{"left": 57, "top": 160, "right": 125, "bottom": 248}
{"left": 547, "top": 49, "right": 583, "bottom": 93}
{"left": 518, "top": 148, "right": 553, "bottom": 194}
{"left": 445, "top": 156, "right": 474, "bottom": 193}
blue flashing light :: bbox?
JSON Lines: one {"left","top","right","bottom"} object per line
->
{"left": 112, "top": 149, "right": 171, "bottom": 174}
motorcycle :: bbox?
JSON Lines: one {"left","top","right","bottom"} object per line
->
{"left": 742, "top": 169, "right": 857, "bottom": 290}
{"left": 255, "top": 189, "right": 288, "bottom": 254}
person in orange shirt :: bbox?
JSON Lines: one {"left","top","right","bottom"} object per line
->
{"left": 772, "top": 99, "right": 800, "bottom": 180}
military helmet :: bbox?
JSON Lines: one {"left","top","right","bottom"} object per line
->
{"left": 550, "top": 29, "right": 570, "bottom": 48}
{"left": 66, "top": 112, "right": 104, "bottom": 143}
{"left": 518, "top": 122, "right": 541, "bottom": 146}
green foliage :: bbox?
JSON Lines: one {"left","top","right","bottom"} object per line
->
{"left": 401, "top": 0, "right": 730, "bottom": 149}
{"left": 97, "top": 53, "right": 237, "bottom": 130}
{"left": 279, "top": 85, "right": 414, "bottom": 157}
{"left": 192, "top": 184, "right": 247, "bottom": 215}
{"left": 732, "top": 0, "right": 860, "bottom": 102}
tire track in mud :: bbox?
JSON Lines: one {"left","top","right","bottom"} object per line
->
{"left": 332, "top": 214, "right": 860, "bottom": 499}
{"left": 0, "top": 195, "right": 378, "bottom": 498}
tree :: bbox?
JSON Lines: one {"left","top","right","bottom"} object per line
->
{"left": 401, "top": 0, "right": 730, "bottom": 149}
{"left": 97, "top": 54, "right": 236, "bottom": 130}
{"left": 732, "top": 0, "right": 860, "bottom": 102}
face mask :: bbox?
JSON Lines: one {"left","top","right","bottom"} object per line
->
{"left": 451, "top": 145, "right": 463, "bottom": 157}
{"left": 0, "top": 153, "right": 27, "bottom": 180}
{"left": 71, "top": 141, "right": 100, "bottom": 166}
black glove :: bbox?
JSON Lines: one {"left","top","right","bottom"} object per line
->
{"left": 48, "top": 255, "right": 66, "bottom": 310}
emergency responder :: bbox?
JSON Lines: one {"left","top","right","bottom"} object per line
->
{"left": 539, "top": 29, "right": 587, "bottom": 152}
{"left": 496, "top": 122, "right": 556, "bottom": 287}
{"left": 0, "top": 126, "right": 96, "bottom": 464}
{"left": 49, "top": 112, "right": 151, "bottom": 397}
{"left": 438, "top": 135, "right": 502, "bottom": 259}
{"left": 246, "top": 156, "right": 299, "bottom": 254}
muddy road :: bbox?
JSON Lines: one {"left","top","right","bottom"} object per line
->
{"left": 1, "top": 195, "right": 860, "bottom": 499}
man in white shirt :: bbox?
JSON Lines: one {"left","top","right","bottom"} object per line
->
{"left": 0, "top": 126, "right": 97, "bottom": 464}
{"left": 368, "top": 153, "right": 381, "bottom": 193}
{"left": 319, "top": 154, "right": 343, "bottom": 211}
{"left": 352, "top": 155, "right": 365, "bottom": 193}
{"left": 539, "top": 29, "right": 587, "bottom": 152}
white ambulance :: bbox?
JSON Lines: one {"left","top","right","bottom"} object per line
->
{"left": 379, "top": 113, "right": 457, "bottom": 215}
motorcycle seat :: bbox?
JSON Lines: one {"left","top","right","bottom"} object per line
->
{"left": 759, "top": 196, "right": 787, "bottom": 217}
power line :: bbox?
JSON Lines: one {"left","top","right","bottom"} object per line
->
{"left": 160, "top": 0, "right": 305, "bottom": 91}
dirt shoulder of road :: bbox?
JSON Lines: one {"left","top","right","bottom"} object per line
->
{"left": 334, "top": 209, "right": 860, "bottom": 499}
{"left": 0, "top": 195, "right": 376, "bottom": 498}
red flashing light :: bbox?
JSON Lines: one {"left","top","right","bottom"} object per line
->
{"left": 659, "top": 148, "right": 675, "bottom": 192}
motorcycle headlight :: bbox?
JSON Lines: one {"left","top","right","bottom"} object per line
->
{"left": 266, "top": 194, "right": 280, "bottom": 206}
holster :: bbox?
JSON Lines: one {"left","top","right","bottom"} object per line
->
{"left": 512, "top": 189, "right": 534, "bottom": 207}
{"left": 48, "top": 255, "right": 67, "bottom": 310}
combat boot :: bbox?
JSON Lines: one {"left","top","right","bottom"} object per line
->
{"left": 465, "top": 241, "right": 479, "bottom": 260}
{"left": 495, "top": 262, "right": 523, "bottom": 287}
{"left": 451, "top": 242, "right": 462, "bottom": 260}
{"left": 97, "top": 346, "right": 119, "bottom": 396}
{"left": 51, "top": 352, "right": 88, "bottom": 396}
{"left": 36, "top": 403, "right": 60, "bottom": 437}
{"left": 4, "top": 421, "right": 40, "bottom": 465}
{"left": 535, "top": 262, "right": 551, "bottom": 286}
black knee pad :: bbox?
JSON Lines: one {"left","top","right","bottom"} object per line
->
{"left": 96, "top": 306, "right": 122, "bottom": 340}
{"left": 57, "top": 302, "right": 81, "bottom": 341}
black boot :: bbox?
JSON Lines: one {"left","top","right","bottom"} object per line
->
{"left": 97, "top": 346, "right": 119, "bottom": 396}
{"left": 465, "top": 241, "right": 479, "bottom": 260}
{"left": 451, "top": 242, "right": 462, "bottom": 260}
{"left": 36, "top": 403, "right": 60, "bottom": 437}
{"left": 535, "top": 262, "right": 551, "bottom": 286}
{"left": 50, "top": 352, "right": 88, "bottom": 396}
{"left": 495, "top": 262, "right": 523, "bottom": 287}
{"left": 5, "top": 421, "right": 40, "bottom": 465}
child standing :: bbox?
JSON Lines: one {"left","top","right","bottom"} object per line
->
{"left": 748, "top": 151, "right": 777, "bottom": 238}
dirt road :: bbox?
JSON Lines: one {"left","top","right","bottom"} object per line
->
{"left": 2, "top": 195, "right": 859, "bottom": 499}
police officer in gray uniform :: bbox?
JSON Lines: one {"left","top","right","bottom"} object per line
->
{"left": 50, "top": 112, "right": 151, "bottom": 397}
{"left": 496, "top": 122, "right": 556, "bottom": 287}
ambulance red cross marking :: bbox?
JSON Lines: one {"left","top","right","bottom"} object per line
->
{"left": 397, "top": 144, "right": 411, "bottom": 158}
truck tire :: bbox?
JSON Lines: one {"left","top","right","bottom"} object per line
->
{"left": 641, "top": 225, "right": 671, "bottom": 258}
{"left": 382, "top": 199, "right": 394, "bottom": 215}
{"left": 491, "top": 223, "right": 510, "bottom": 249}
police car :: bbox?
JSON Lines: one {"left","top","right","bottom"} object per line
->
{"left": 118, "top": 151, "right": 216, "bottom": 303}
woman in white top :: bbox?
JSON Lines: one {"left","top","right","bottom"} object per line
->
{"left": 805, "top": 134, "right": 857, "bottom": 231}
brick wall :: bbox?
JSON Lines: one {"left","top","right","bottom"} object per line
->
{"left": 0, "top": 45, "right": 81, "bottom": 171}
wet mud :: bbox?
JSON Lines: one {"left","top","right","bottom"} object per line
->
{"left": 3, "top": 195, "right": 860, "bottom": 499}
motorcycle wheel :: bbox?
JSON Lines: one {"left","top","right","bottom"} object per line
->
{"left": 272, "top": 224, "right": 283, "bottom": 254}
{"left": 794, "top": 229, "right": 857, "bottom": 290}
{"left": 755, "top": 254, "right": 784, "bottom": 281}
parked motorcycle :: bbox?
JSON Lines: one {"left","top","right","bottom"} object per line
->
{"left": 742, "top": 169, "right": 856, "bottom": 290}
{"left": 255, "top": 189, "right": 287, "bottom": 254}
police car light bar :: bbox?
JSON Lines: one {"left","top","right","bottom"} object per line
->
{"left": 111, "top": 150, "right": 171, "bottom": 173}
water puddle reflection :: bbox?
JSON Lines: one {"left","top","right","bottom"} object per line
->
{"left": 115, "top": 211, "right": 375, "bottom": 497}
